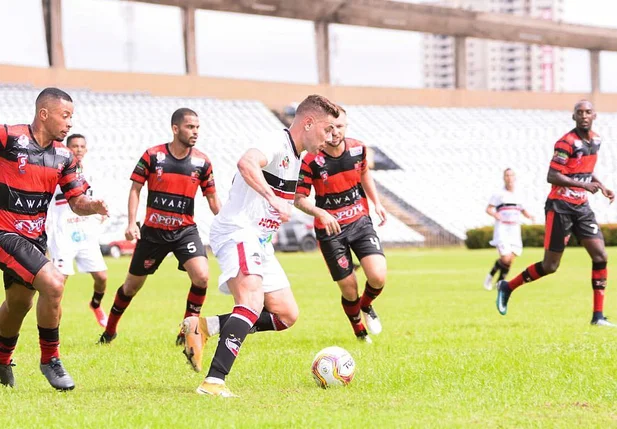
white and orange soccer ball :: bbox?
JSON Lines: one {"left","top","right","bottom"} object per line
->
{"left": 311, "top": 346, "right": 355, "bottom": 388}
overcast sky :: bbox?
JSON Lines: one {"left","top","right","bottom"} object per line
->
{"left": 1, "top": 0, "right": 617, "bottom": 92}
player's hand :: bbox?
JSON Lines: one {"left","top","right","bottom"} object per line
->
{"left": 584, "top": 182, "right": 601, "bottom": 194}
{"left": 602, "top": 187, "right": 615, "bottom": 204}
{"left": 374, "top": 203, "right": 387, "bottom": 227}
{"left": 493, "top": 212, "right": 502, "bottom": 221}
{"left": 90, "top": 199, "right": 109, "bottom": 216}
{"left": 125, "top": 222, "right": 141, "bottom": 241}
{"left": 318, "top": 209, "right": 341, "bottom": 236}
{"left": 270, "top": 199, "right": 292, "bottom": 223}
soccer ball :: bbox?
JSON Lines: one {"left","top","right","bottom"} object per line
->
{"left": 311, "top": 346, "right": 355, "bottom": 388}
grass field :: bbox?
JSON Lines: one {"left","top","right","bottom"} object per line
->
{"left": 2, "top": 247, "right": 617, "bottom": 428}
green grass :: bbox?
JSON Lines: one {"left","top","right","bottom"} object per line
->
{"left": 3, "top": 247, "right": 617, "bottom": 428}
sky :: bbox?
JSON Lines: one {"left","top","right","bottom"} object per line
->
{"left": 1, "top": 0, "right": 617, "bottom": 92}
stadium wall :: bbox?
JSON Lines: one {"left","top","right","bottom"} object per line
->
{"left": 2, "top": 64, "right": 617, "bottom": 111}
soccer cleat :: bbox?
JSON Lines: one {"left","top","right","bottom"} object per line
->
{"left": 591, "top": 317, "right": 617, "bottom": 327}
{"left": 496, "top": 280, "right": 512, "bottom": 316}
{"left": 196, "top": 380, "right": 237, "bottom": 397}
{"left": 361, "top": 306, "right": 382, "bottom": 335}
{"left": 98, "top": 332, "right": 116, "bottom": 344}
{"left": 175, "top": 332, "right": 185, "bottom": 346}
{"left": 89, "top": 303, "right": 108, "bottom": 328}
{"left": 0, "top": 360, "right": 15, "bottom": 388}
{"left": 483, "top": 274, "right": 494, "bottom": 291}
{"left": 181, "top": 316, "right": 210, "bottom": 373}
{"left": 356, "top": 330, "right": 373, "bottom": 344}
{"left": 40, "top": 357, "right": 75, "bottom": 391}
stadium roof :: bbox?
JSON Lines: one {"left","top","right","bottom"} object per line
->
{"left": 132, "top": 0, "right": 617, "bottom": 51}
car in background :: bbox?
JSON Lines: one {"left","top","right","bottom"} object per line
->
{"left": 100, "top": 239, "right": 136, "bottom": 258}
{"left": 273, "top": 212, "right": 317, "bottom": 252}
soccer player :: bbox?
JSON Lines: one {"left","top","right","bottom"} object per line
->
{"left": 46, "top": 134, "right": 109, "bottom": 327}
{"left": 0, "top": 88, "right": 108, "bottom": 390}
{"left": 181, "top": 94, "right": 339, "bottom": 397}
{"left": 496, "top": 100, "right": 615, "bottom": 326}
{"left": 483, "top": 168, "right": 534, "bottom": 291}
{"left": 98, "top": 108, "right": 221, "bottom": 344}
{"left": 294, "top": 107, "right": 387, "bottom": 343}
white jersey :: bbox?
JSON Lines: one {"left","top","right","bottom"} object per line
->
{"left": 46, "top": 163, "right": 102, "bottom": 250}
{"left": 488, "top": 187, "right": 526, "bottom": 248}
{"left": 210, "top": 130, "right": 301, "bottom": 247}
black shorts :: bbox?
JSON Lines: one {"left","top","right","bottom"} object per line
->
{"left": 544, "top": 208, "right": 603, "bottom": 252}
{"left": 0, "top": 232, "right": 48, "bottom": 290}
{"left": 129, "top": 226, "right": 207, "bottom": 276}
{"left": 318, "top": 216, "right": 385, "bottom": 281}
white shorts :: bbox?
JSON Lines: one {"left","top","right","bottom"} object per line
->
{"left": 211, "top": 230, "right": 290, "bottom": 295}
{"left": 490, "top": 241, "right": 523, "bottom": 257}
{"left": 48, "top": 242, "right": 107, "bottom": 276}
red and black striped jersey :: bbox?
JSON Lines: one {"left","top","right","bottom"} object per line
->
{"left": 297, "top": 138, "right": 369, "bottom": 233}
{"left": 0, "top": 124, "right": 89, "bottom": 247}
{"left": 548, "top": 128, "right": 600, "bottom": 205}
{"left": 130, "top": 143, "right": 216, "bottom": 242}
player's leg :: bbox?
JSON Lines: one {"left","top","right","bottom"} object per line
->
{"left": 350, "top": 218, "right": 387, "bottom": 336}
{"left": 484, "top": 255, "right": 502, "bottom": 291}
{"left": 174, "top": 231, "right": 208, "bottom": 346}
{"left": 99, "top": 239, "right": 167, "bottom": 343}
{"left": 496, "top": 210, "right": 567, "bottom": 315}
{"left": 0, "top": 277, "right": 35, "bottom": 388}
{"left": 574, "top": 210, "right": 611, "bottom": 326}
{"left": 75, "top": 246, "right": 108, "bottom": 327}
{"left": 497, "top": 252, "right": 514, "bottom": 282}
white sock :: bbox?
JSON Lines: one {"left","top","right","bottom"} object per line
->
{"left": 205, "top": 376, "right": 224, "bottom": 385}
{"left": 206, "top": 316, "right": 220, "bottom": 336}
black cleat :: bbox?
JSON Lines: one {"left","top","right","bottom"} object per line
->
{"left": 0, "top": 360, "right": 15, "bottom": 388}
{"left": 98, "top": 332, "right": 117, "bottom": 344}
{"left": 40, "top": 357, "right": 75, "bottom": 391}
{"left": 496, "top": 280, "right": 512, "bottom": 315}
{"left": 175, "top": 333, "right": 185, "bottom": 346}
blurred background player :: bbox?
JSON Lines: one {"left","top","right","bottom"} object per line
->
{"left": 0, "top": 88, "right": 108, "bottom": 390}
{"left": 496, "top": 100, "right": 615, "bottom": 326}
{"left": 46, "top": 134, "right": 109, "bottom": 327}
{"left": 483, "top": 168, "right": 534, "bottom": 290}
{"left": 181, "top": 94, "right": 339, "bottom": 397}
{"left": 98, "top": 108, "right": 221, "bottom": 344}
{"left": 295, "top": 107, "right": 387, "bottom": 343}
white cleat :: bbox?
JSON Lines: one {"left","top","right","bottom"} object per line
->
{"left": 362, "top": 306, "right": 382, "bottom": 335}
{"left": 483, "top": 274, "right": 494, "bottom": 291}
{"left": 591, "top": 317, "right": 617, "bottom": 327}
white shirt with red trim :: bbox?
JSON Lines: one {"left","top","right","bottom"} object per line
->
{"left": 488, "top": 187, "right": 526, "bottom": 246}
{"left": 210, "top": 130, "right": 301, "bottom": 245}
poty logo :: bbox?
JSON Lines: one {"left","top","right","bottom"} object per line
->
{"left": 335, "top": 204, "right": 364, "bottom": 221}
{"left": 149, "top": 213, "right": 183, "bottom": 227}
{"left": 14, "top": 217, "right": 46, "bottom": 234}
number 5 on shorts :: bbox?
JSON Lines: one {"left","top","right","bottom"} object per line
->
{"left": 187, "top": 241, "right": 197, "bottom": 253}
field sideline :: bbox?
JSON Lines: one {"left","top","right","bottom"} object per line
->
{"left": 2, "top": 247, "right": 617, "bottom": 428}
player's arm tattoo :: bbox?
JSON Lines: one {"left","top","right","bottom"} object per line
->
{"left": 68, "top": 194, "right": 102, "bottom": 216}
{"left": 294, "top": 193, "right": 322, "bottom": 217}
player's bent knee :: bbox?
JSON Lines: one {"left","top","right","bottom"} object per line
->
{"left": 543, "top": 262, "right": 559, "bottom": 275}
{"left": 191, "top": 274, "right": 209, "bottom": 288}
{"left": 367, "top": 274, "right": 386, "bottom": 289}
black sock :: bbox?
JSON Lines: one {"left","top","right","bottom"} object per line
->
{"left": 489, "top": 260, "right": 500, "bottom": 276}
{"left": 250, "top": 310, "right": 289, "bottom": 333}
{"left": 90, "top": 292, "right": 105, "bottom": 309}
{"left": 497, "top": 261, "right": 511, "bottom": 281}
{"left": 207, "top": 305, "right": 259, "bottom": 381}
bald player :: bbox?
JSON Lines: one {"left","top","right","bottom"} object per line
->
{"left": 496, "top": 100, "right": 615, "bottom": 327}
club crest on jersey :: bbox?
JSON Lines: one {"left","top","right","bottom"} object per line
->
{"left": 337, "top": 256, "right": 349, "bottom": 269}
{"left": 156, "top": 166, "right": 164, "bottom": 181}
{"left": 57, "top": 162, "right": 65, "bottom": 177}
{"left": 17, "top": 134, "right": 29, "bottom": 149}
{"left": 354, "top": 161, "right": 362, "bottom": 172}
{"left": 315, "top": 155, "right": 325, "bottom": 167}
{"left": 156, "top": 152, "right": 166, "bottom": 163}
{"left": 279, "top": 155, "right": 290, "bottom": 169}
{"left": 17, "top": 153, "right": 27, "bottom": 174}
{"left": 191, "top": 170, "right": 200, "bottom": 183}
{"left": 320, "top": 170, "right": 328, "bottom": 183}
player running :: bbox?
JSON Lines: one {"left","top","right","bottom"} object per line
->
{"left": 483, "top": 168, "right": 534, "bottom": 290}
{"left": 181, "top": 94, "right": 340, "bottom": 397}
{"left": 46, "top": 134, "right": 109, "bottom": 327}
{"left": 294, "top": 107, "right": 387, "bottom": 343}
{"left": 496, "top": 100, "right": 615, "bottom": 326}
{"left": 0, "top": 88, "right": 108, "bottom": 390}
{"left": 98, "top": 108, "right": 221, "bottom": 344}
